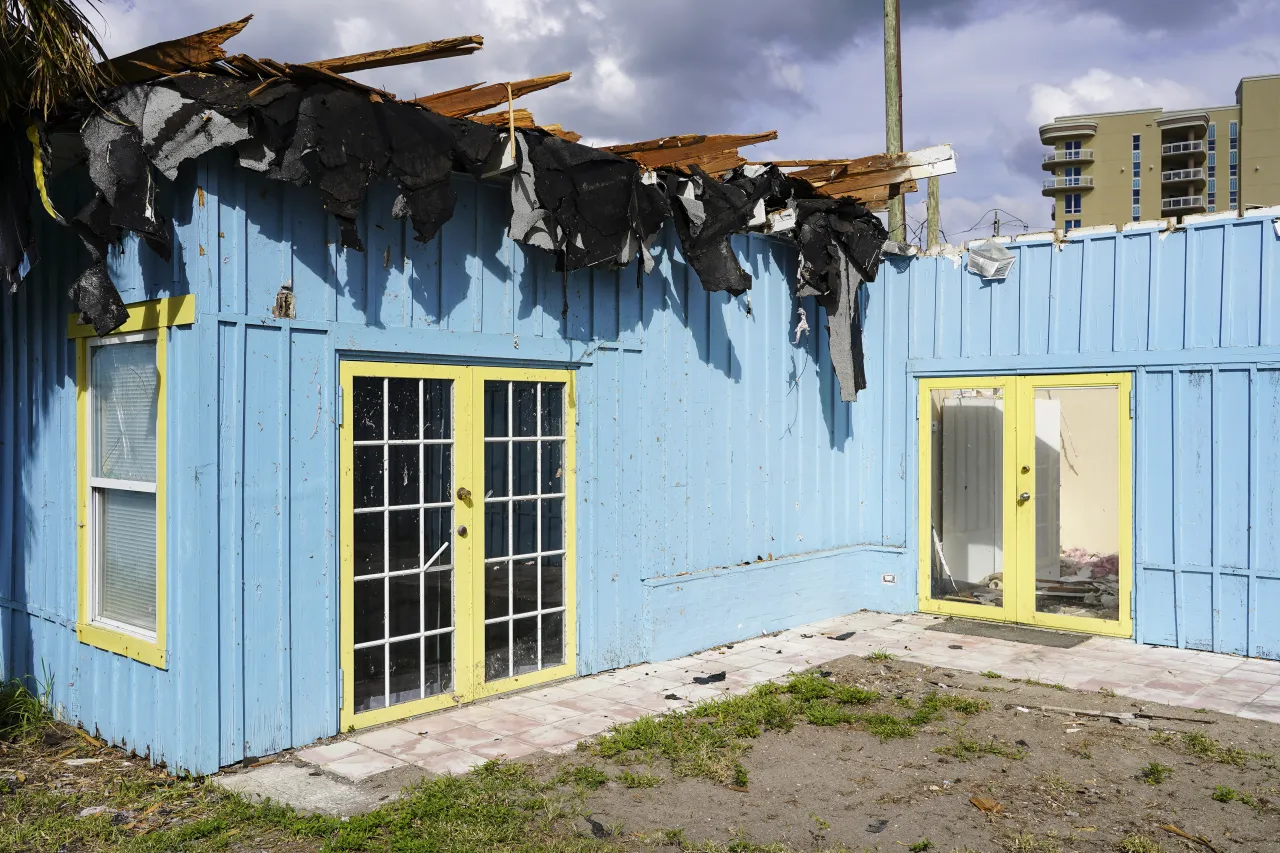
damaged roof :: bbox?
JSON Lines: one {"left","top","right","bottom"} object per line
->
{"left": 1, "top": 15, "right": 956, "bottom": 402}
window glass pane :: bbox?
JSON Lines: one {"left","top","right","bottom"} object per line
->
{"left": 542, "top": 383, "right": 564, "bottom": 437}
{"left": 485, "top": 621, "right": 510, "bottom": 681}
{"left": 485, "top": 502, "right": 508, "bottom": 558}
{"left": 542, "top": 442, "right": 563, "bottom": 494}
{"left": 485, "top": 442, "right": 509, "bottom": 498}
{"left": 424, "top": 633, "right": 453, "bottom": 697}
{"left": 513, "top": 500, "right": 537, "bottom": 554}
{"left": 354, "top": 577, "right": 385, "bottom": 644}
{"left": 353, "top": 446, "right": 384, "bottom": 509}
{"left": 354, "top": 513, "right": 384, "bottom": 576}
{"left": 388, "top": 444, "right": 419, "bottom": 506}
{"left": 422, "top": 380, "right": 451, "bottom": 440}
{"left": 354, "top": 646, "right": 386, "bottom": 713}
{"left": 353, "top": 377, "right": 383, "bottom": 441}
{"left": 927, "top": 388, "right": 1004, "bottom": 608}
{"left": 485, "top": 561, "right": 509, "bottom": 619}
{"left": 514, "top": 383, "right": 538, "bottom": 437}
{"left": 388, "top": 509, "right": 419, "bottom": 573}
{"left": 98, "top": 489, "right": 157, "bottom": 632}
{"left": 541, "top": 612, "right": 564, "bottom": 667}
{"left": 1032, "top": 386, "right": 1120, "bottom": 622}
{"left": 389, "top": 574, "right": 421, "bottom": 637}
{"left": 514, "top": 441, "right": 538, "bottom": 496}
{"left": 388, "top": 639, "right": 421, "bottom": 706}
{"left": 484, "top": 382, "right": 509, "bottom": 438}
{"left": 513, "top": 558, "right": 538, "bottom": 615}
{"left": 541, "top": 498, "right": 564, "bottom": 552}
{"left": 513, "top": 617, "right": 538, "bottom": 675}
{"left": 93, "top": 341, "right": 158, "bottom": 482}
{"left": 387, "top": 378, "right": 418, "bottom": 441}
{"left": 424, "top": 571, "right": 452, "bottom": 632}
{"left": 541, "top": 554, "right": 564, "bottom": 609}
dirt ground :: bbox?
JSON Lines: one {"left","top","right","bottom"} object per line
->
{"left": 579, "top": 655, "right": 1280, "bottom": 852}
{"left": 4, "top": 651, "right": 1280, "bottom": 852}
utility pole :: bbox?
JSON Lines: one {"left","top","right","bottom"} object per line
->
{"left": 884, "top": 0, "right": 905, "bottom": 242}
{"left": 926, "top": 175, "right": 940, "bottom": 249}
{"left": 992, "top": 209, "right": 1001, "bottom": 238}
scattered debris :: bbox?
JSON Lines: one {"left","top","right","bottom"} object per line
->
{"left": 693, "top": 672, "right": 726, "bottom": 685}
{"left": 1160, "top": 824, "right": 1222, "bottom": 853}
{"left": 969, "top": 795, "right": 1003, "bottom": 814}
{"left": 63, "top": 758, "right": 103, "bottom": 766}
{"left": 1008, "top": 703, "right": 1214, "bottom": 725}
{"left": 829, "top": 631, "right": 857, "bottom": 641}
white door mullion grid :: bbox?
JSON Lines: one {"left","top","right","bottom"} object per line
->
{"left": 506, "top": 380, "right": 514, "bottom": 680}
{"left": 382, "top": 377, "right": 391, "bottom": 707}
{"left": 417, "top": 379, "right": 426, "bottom": 702}
{"left": 535, "top": 382, "right": 543, "bottom": 670}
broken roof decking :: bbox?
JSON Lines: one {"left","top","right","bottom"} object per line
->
{"left": 4, "top": 14, "right": 953, "bottom": 400}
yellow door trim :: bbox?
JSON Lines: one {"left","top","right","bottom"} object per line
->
{"left": 338, "top": 362, "right": 577, "bottom": 731}
{"left": 917, "top": 373, "right": 1133, "bottom": 639}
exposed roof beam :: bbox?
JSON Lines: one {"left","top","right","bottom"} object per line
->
{"left": 781, "top": 144, "right": 955, "bottom": 193}
{"left": 604, "top": 132, "right": 778, "bottom": 170}
{"left": 414, "top": 72, "right": 571, "bottom": 117}
{"left": 471, "top": 108, "right": 537, "bottom": 129}
{"left": 541, "top": 125, "right": 582, "bottom": 143}
{"left": 823, "top": 180, "right": 919, "bottom": 203}
{"left": 305, "top": 35, "right": 483, "bottom": 74}
{"left": 102, "top": 15, "right": 252, "bottom": 84}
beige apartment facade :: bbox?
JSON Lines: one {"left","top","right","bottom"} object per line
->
{"left": 1039, "top": 74, "right": 1280, "bottom": 230}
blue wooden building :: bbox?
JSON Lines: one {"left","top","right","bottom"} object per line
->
{"left": 3, "top": 150, "right": 1280, "bottom": 774}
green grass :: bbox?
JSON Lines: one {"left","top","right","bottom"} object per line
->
{"left": 909, "top": 839, "right": 934, "bottom": 852}
{"left": 556, "top": 765, "right": 610, "bottom": 790}
{"left": 0, "top": 677, "right": 53, "bottom": 742}
{"left": 1211, "top": 785, "right": 1266, "bottom": 810}
{"left": 1139, "top": 761, "right": 1173, "bottom": 785}
{"left": 980, "top": 671, "right": 1002, "bottom": 679}
{"left": 617, "top": 770, "right": 662, "bottom": 789}
{"left": 1, "top": 759, "right": 618, "bottom": 853}
{"left": 1151, "top": 730, "right": 1271, "bottom": 767}
{"left": 933, "top": 729, "right": 1026, "bottom": 762}
{"left": 590, "top": 674, "right": 988, "bottom": 786}
{"left": 1016, "top": 678, "right": 1068, "bottom": 691}
{"left": 1117, "top": 835, "right": 1166, "bottom": 853}
{"left": 866, "top": 649, "right": 896, "bottom": 661}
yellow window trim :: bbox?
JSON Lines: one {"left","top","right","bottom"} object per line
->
{"left": 67, "top": 294, "right": 195, "bottom": 339}
{"left": 75, "top": 301, "right": 182, "bottom": 670}
{"left": 338, "top": 362, "right": 577, "bottom": 731}
{"left": 916, "top": 373, "right": 1133, "bottom": 639}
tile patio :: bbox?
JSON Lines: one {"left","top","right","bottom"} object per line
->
{"left": 293, "top": 611, "right": 1280, "bottom": 781}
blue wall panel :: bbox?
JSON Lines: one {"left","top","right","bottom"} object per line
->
{"left": 1, "top": 155, "right": 908, "bottom": 773}
{"left": 905, "top": 217, "right": 1280, "bottom": 662}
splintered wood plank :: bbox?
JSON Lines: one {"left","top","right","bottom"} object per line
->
{"left": 414, "top": 72, "right": 572, "bottom": 117}
{"left": 816, "top": 179, "right": 919, "bottom": 203}
{"left": 471, "top": 108, "right": 537, "bottom": 128}
{"left": 305, "top": 35, "right": 483, "bottom": 74}
{"left": 102, "top": 15, "right": 253, "bottom": 84}
{"left": 540, "top": 125, "right": 582, "bottom": 143}
{"left": 783, "top": 144, "right": 955, "bottom": 190}
{"left": 604, "top": 132, "right": 777, "bottom": 170}
{"left": 281, "top": 63, "right": 397, "bottom": 100}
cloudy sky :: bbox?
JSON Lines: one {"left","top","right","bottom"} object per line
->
{"left": 94, "top": 0, "right": 1280, "bottom": 242}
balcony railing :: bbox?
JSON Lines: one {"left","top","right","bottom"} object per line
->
{"left": 1161, "top": 168, "right": 1205, "bottom": 183}
{"left": 1042, "top": 149, "right": 1094, "bottom": 163}
{"left": 1042, "top": 176, "right": 1095, "bottom": 190}
{"left": 1161, "top": 141, "right": 1205, "bottom": 156}
{"left": 1162, "top": 195, "right": 1205, "bottom": 211}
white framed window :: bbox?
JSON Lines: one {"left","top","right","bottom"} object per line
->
{"left": 86, "top": 332, "right": 160, "bottom": 639}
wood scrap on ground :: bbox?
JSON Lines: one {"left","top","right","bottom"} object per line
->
{"left": 1007, "top": 703, "right": 1215, "bottom": 725}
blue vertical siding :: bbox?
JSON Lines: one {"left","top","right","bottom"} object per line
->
{"left": 0, "top": 154, "right": 910, "bottom": 773}
{"left": 901, "top": 215, "right": 1280, "bottom": 661}
{"left": 8, "top": 154, "right": 1280, "bottom": 776}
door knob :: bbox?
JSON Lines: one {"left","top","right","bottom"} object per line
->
{"left": 456, "top": 486, "right": 471, "bottom": 501}
{"left": 456, "top": 525, "right": 468, "bottom": 537}
{"left": 1018, "top": 492, "right": 1031, "bottom": 504}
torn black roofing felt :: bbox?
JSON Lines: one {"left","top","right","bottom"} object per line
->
{"left": 522, "top": 130, "right": 669, "bottom": 271}
{"left": 5, "top": 68, "right": 889, "bottom": 400}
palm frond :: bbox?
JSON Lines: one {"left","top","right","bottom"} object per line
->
{"left": 0, "top": 0, "right": 106, "bottom": 117}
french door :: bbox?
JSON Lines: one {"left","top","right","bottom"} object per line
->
{"left": 339, "top": 362, "right": 576, "bottom": 729}
{"left": 917, "top": 374, "right": 1133, "bottom": 637}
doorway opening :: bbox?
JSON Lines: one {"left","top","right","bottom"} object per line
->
{"left": 917, "top": 374, "right": 1133, "bottom": 637}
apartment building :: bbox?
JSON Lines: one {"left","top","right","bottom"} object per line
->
{"left": 1039, "top": 74, "right": 1280, "bottom": 229}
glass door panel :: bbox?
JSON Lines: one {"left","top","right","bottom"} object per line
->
{"left": 1017, "top": 376, "right": 1131, "bottom": 636}
{"left": 925, "top": 385, "right": 1012, "bottom": 613}
{"left": 918, "top": 374, "right": 1132, "bottom": 637}
{"left": 482, "top": 380, "right": 568, "bottom": 682}
{"left": 341, "top": 363, "right": 576, "bottom": 730}
{"left": 350, "top": 376, "right": 457, "bottom": 714}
